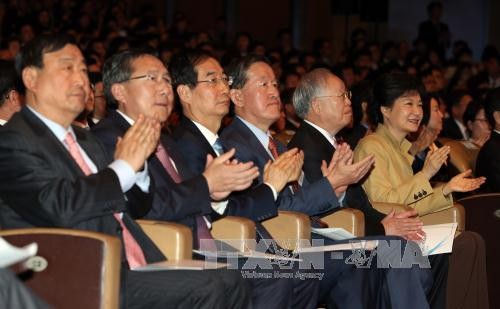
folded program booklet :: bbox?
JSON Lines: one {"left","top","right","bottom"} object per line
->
{"left": 132, "top": 259, "right": 228, "bottom": 271}
{"left": 294, "top": 240, "right": 379, "bottom": 254}
{"left": 311, "top": 227, "right": 356, "bottom": 240}
{"left": 420, "top": 223, "right": 458, "bottom": 256}
{"left": 193, "top": 250, "right": 303, "bottom": 262}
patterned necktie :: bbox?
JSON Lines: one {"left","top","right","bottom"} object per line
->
{"left": 155, "top": 144, "right": 182, "bottom": 183}
{"left": 212, "top": 138, "right": 225, "bottom": 156}
{"left": 156, "top": 143, "right": 216, "bottom": 250}
{"left": 268, "top": 136, "right": 300, "bottom": 193}
{"left": 64, "top": 132, "right": 147, "bottom": 269}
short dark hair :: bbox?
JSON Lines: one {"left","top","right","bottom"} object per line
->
{"left": 370, "top": 72, "right": 423, "bottom": 124}
{"left": 168, "top": 49, "right": 213, "bottom": 88}
{"left": 0, "top": 60, "right": 23, "bottom": 106}
{"left": 14, "top": 33, "right": 76, "bottom": 77}
{"left": 225, "top": 54, "right": 270, "bottom": 89}
{"left": 350, "top": 80, "right": 373, "bottom": 126}
{"left": 102, "top": 49, "right": 156, "bottom": 108}
{"left": 484, "top": 87, "right": 500, "bottom": 127}
{"left": 463, "top": 100, "right": 485, "bottom": 127}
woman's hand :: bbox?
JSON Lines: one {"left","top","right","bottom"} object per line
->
{"left": 421, "top": 145, "right": 450, "bottom": 179}
{"left": 442, "top": 170, "right": 486, "bottom": 195}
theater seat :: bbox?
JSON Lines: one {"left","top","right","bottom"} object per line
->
{"left": 262, "top": 211, "right": 311, "bottom": 250}
{"left": 137, "top": 220, "right": 192, "bottom": 260}
{"left": 321, "top": 208, "right": 365, "bottom": 237}
{"left": 211, "top": 216, "right": 256, "bottom": 252}
{"left": 437, "top": 137, "right": 479, "bottom": 176}
{"left": 0, "top": 228, "right": 121, "bottom": 309}
{"left": 458, "top": 193, "right": 500, "bottom": 309}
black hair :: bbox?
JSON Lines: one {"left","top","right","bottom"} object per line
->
{"left": 0, "top": 60, "right": 24, "bottom": 105}
{"left": 102, "top": 48, "right": 155, "bottom": 108}
{"left": 15, "top": 33, "right": 76, "bottom": 77}
{"left": 420, "top": 92, "right": 441, "bottom": 126}
{"left": 168, "top": 49, "right": 213, "bottom": 88}
{"left": 225, "top": 54, "right": 270, "bottom": 89}
{"left": 484, "top": 87, "right": 500, "bottom": 128}
{"left": 370, "top": 72, "right": 423, "bottom": 124}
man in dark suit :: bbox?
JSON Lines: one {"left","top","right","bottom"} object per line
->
{"left": 0, "top": 34, "right": 249, "bottom": 308}
{"left": 440, "top": 90, "right": 472, "bottom": 140}
{"left": 476, "top": 87, "right": 500, "bottom": 192}
{"left": 221, "top": 55, "right": 433, "bottom": 309}
{"left": 93, "top": 49, "right": 316, "bottom": 309}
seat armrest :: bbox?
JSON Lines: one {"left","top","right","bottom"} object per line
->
{"left": 321, "top": 208, "right": 365, "bottom": 237}
{"left": 137, "top": 220, "right": 193, "bottom": 260}
{"left": 261, "top": 211, "right": 311, "bottom": 250}
{"left": 420, "top": 203, "right": 465, "bottom": 232}
{"left": 211, "top": 216, "right": 256, "bottom": 252}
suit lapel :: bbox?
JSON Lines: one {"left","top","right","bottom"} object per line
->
{"left": 232, "top": 118, "right": 274, "bottom": 162}
{"left": 179, "top": 117, "right": 218, "bottom": 158}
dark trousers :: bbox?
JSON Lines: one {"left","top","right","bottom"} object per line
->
{"left": 0, "top": 268, "right": 51, "bottom": 309}
{"left": 122, "top": 268, "right": 250, "bottom": 309}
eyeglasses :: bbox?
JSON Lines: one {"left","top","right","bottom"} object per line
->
{"left": 197, "top": 76, "right": 233, "bottom": 87}
{"left": 314, "top": 90, "right": 352, "bottom": 101}
{"left": 121, "top": 73, "right": 172, "bottom": 85}
{"left": 474, "top": 118, "right": 489, "bottom": 123}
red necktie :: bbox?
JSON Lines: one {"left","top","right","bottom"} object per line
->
{"left": 156, "top": 143, "right": 216, "bottom": 251}
{"left": 268, "top": 136, "right": 300, "bottom": 193}
{"left": 64, "top": 132, "right": 147, "bottom": 269}
{"left": 155, "top": 144, "right": 182, "bottom": 183}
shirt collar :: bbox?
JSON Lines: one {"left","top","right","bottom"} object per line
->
{"left": 191, "top": 119, "right": 219, "bottom": 147}
{"left": 304, "top": 119, "right": 337, "bottom": 147}
{"left": 27, "top": 105, "right": 76, "bottom": 143}
{"left": 116, "top": 109, "right": 135, "bottom": 125}
{"left": 0, "top": 119, "right": 7, "bottom": 126}
{"left": 237, "top": 116, "right": 271, "bottom": 149}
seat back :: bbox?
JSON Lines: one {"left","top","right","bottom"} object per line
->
{"left": 262, "top": 211, "right": 311, "bottom": 250}
{"left": 321, "top": 208, "right": 365, "bottom": 237}
{"left": 0, "top": 228, "right": 121, "bottom": 309}
{"left": 458, "top": 193, "right": 500, "bottom": 309}
{"left": 438, "top": 137, "right": 479, "bottom": 175}
{"left": 136, "top": 220, "right": 192, "bottom": 260}
{"left": 211, "top": 216, "right": 256, "bottom": 252}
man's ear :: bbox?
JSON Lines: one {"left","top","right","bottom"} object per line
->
{"left": 176, "top": 84, "right": 191, "bottom": 103}
{"left": 311, "top": 98, "right": 321, "bottom": 115}
{"left": 111, "top": 83, "right": 126, "bottom": 105}
{"left": 230, "top": 89, "right": 243, "bottom": 107}
{"left": 21, "top": 67, "right": 38, "bottom": 91}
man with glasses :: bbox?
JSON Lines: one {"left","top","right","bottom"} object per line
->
{"left": 221, "top": 55, "right": 433, "bottom": 308}
{"left": 169, "top": 50, "right": 320, "bottom": 308}
{"left": 0, "top": 34, "right": 250, "bottom": 308}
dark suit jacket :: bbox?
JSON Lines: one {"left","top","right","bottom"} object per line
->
{"left": 92, "top": 111, "right": 213, "bottom": 234}
{"left": 0, "top": 107, "right": 165, "bottom": 266}
{"left": 441, "top": 117, "right": 467, "bottom": 140}
{"left": 220, "top": 117, "right": 339, "bottom": 216}
{"left": 171, "top": 116, "right": 277, "bottom": 222}
{"left": 476, "top": 130, "right": 500, "bottom": 192}
{"left": 288, "top": 121, "right": 385, "bottom": 235}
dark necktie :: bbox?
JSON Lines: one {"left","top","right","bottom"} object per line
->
{"left": 268, "top": 136, "right": 300, "bottom": 193}
{"left": 156, "top": 143, "right": 216, "bottom": 251}
{"left": 64, "top": 132, "right": 147, "bottom": 268}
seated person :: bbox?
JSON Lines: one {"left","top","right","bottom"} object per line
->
{"left": 462, "top": 100, "right": 491, "bottom": 149}
{"left": 354, "top": 71, "right": 489, "bottom": 309}
{"left": 476, "top": 87, "right": 500, "bottom": 192}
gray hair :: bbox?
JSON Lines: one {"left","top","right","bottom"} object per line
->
{"left": 292, "top": 68, "right": 332, "bottom": 119}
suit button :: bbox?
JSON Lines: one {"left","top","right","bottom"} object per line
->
{"left": 423, "top": 190, "right": 427, "bottom": 195}
{"left": 414, "top": 194, "right": 418, "bottom": 200}
{"left": 418, "top": 192, "right": 423, "bottom": 198}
